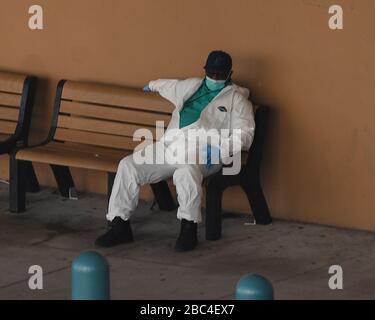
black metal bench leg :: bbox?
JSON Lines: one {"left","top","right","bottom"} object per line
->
{"left": 107, "top": 172, "right": 116, "bottom": 207}
{"left": 50, "top": 164, "right": 75, "bottom": 198}
{"left": 150, "top": 181, "right": 177, "bottom": 211}
{"left": 242, "top": 173, "right": 272, "bottom": 225}
{"left": 9, "top": 155, "right": 26, "bottom": 213}
{"left": 24, "top": 161, "right": 40, "bottom": 193}
{"left": 205, "top": 183, "right": 223, "bottom": 241}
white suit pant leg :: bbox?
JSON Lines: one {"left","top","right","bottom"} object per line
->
{"left": 173, "top": 164, "right": 204, "bottom": 223}
{"left": 173, "top": 164, "right": 222, "bottom": 223}
{"left": 106, "top": 155, "right": 142, "bottom": 222}
{"left": 106, "top": 143, "right": 176, "bottom": 222}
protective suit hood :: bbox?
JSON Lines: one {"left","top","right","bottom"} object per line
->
{"left": 229, "top": 83, "right": 250, "bottom": 100}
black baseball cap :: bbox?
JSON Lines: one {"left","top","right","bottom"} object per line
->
{"left": 204, "top": 50, "right": 232, "bottom": 74}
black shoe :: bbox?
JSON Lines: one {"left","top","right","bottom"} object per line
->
{"left": 175, "top": 219, "right": 198, "bottom": 252}
{"left": 95, "top": 217, "right": 134, "bottom": 247}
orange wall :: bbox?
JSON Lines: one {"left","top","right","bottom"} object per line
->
{"left": 1, "top": 0, "right": 374, "bottom": 230}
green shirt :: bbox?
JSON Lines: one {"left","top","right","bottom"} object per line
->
{"left": 179, "top": 81, "right": 224, "bottom": 129}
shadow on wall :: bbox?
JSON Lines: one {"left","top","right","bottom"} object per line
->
{"left": 28, "top": 78, "right": 56, "bottom": 147}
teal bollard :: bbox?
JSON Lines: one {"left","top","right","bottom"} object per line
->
{"left": 235, "top": 274, "right": 274, "bottom": 300}
{"left": 71, "top": 251, "right": 110, "bottom": 300}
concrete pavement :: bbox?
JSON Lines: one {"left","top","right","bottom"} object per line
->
{"left": 0, "top": 182, "right": 374, "bottom": 300}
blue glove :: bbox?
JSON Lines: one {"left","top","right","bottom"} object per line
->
{"left": 206, "top": 144, "right": 220, "bottom": 169}
{"left": 143, "top": 85, "right": 152, "bottom": 92}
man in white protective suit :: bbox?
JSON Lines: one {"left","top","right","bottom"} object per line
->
{"left": 95, "top": 50, "right": 256, "bottom": 252}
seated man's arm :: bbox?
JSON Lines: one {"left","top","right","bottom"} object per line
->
{"left": 220, "top": 94, "right": 256, "bottom": 165}
{"left": 147, "top": 79, "right": 180, "bottom": 106}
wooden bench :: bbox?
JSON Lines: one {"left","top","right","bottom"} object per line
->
{"left": 0, "top": 71, "right": 37, "bottom": 154}
{"left": 9, "top": 79, "right": 272, "bottom": 240}
{"left": 9, "top": 80, "right": 174, "bottom": 213}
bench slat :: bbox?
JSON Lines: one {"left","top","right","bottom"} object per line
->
{"left": 45, "top": 141, "right": 130, "bottom": 157}
{"left": 55, "top": 128, "right": 149, "bottom": 151}
{"left": 57, "top": 115, "right": 157, "bottom": 139}
{"left": 0, "top": 72, "right": 25, "bottom": 94}
{"left": 0, "top": 107, "right": 19, "bottom": 121}
{"left": 0, "top": 120, "right": 17, "bottom": 134}
{"left": 59, "top": 101, "right": 171, "bottom": 127}
{"left": 48, "top": 140, "right": 248, "bottom": 164}
{"left": 16, "top": 143, "right": 130, "bottom": 172}
{"left": 0, "top": 92, "right": 21, "bottom": 108}
{"left": 62, "top": 81, "right": 174, "bottom": 114}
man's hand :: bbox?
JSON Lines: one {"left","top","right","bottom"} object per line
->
{"left": 143, "top": 85, "right": 152, "bottom": 92}
{"left": 206, "top": 144, "right": 220, "bottom": 169}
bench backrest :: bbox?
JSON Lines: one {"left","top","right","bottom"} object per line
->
{"left": 51, "top": 80, "right": 265, "bottom": 168}
{"left": 52, "top": 80, "right": 174, "bottom": 151}
{"left": 0, "top": 71, "right": 37, "bottom": 142}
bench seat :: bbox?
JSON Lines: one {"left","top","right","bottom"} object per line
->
{"left": 16, "top": 142, "right": 130, "bottom": 173}
{"left": 16, "top": 141, "right": 249, "bottom": 175}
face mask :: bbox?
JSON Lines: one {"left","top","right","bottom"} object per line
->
{"left": 205, "top": 76, "right": 226, "bottom": 91}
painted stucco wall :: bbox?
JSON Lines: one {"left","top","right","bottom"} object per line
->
{"left": 1, "top": 0, "right": 374, "bottom": 230}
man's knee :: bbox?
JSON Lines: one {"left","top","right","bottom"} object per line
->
{"left": 118, "top": 155, "right": 132, "bottom": 169}
{"left": 118, "top": 156, "right": 139, "bottom": 180}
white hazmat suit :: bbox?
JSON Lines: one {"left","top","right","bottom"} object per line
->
{"left": 107, "top": 78, "right": 256, "bottom": 223}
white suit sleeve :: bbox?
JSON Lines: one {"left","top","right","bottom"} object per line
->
{"left": 148, "top": 79, "right": 180, "bottom": 106}
{"left": 220, "top": 94, "right": 256, "bottom": 164}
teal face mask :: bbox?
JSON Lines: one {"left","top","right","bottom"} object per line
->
{"left": 205, "top": 76, "right": 226, "bottom": 91}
